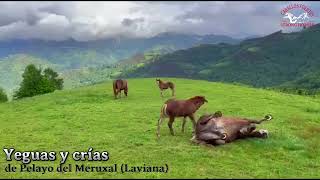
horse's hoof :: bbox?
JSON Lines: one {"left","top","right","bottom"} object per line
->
{"left": 190, "top": 136, "right": 200, "bottom": 144}
{"left": 259, "top": 129, "right": 269, "bottom": 138}
{"left": 265, "top": 115, "right": 273, "bottom": 121}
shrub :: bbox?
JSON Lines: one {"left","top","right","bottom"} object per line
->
{"left": 0, "top": 87, "right": 8, "bottom": 102}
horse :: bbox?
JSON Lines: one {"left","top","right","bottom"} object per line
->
{"left": 191, "top": 111, "right": 272, "bottom": 146}
{"left": 156, "top": 79, "right": 175, "bottom": 97}
{"left": 157, "top": 96, "right": 208, "bottom": 138}
{"left": 113, "top": 79, "right": 128, "bottom": 99}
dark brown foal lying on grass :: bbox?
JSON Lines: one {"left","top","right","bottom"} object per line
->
{"left": 156, "top": 79, "right": 175, "bottom": 97}
{"left": 113, "top": 79, "right": 128, "bottom": 99}
{"left": 157, "top": 96, "right": 208, "bottom": 138}
{"left": 191, "top": 111, "right": 272, "bottom": 146}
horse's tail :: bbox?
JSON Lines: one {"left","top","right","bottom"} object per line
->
{"left": 160, "top": 103, "right": 168, "bottom": 118}
{"left": 113, "top": 80, "right": 117, "bottom": 98}
{"left": 123, "top": 80, "right": 128, "bottom": 96}
{"left": 246, "top": 114, "right": 273, "bottom": 124}
{"left": 157, "top": 103, "right": 168, "bottom": 138}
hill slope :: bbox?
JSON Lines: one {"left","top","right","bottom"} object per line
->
{"left": 123, "top": 25, "right": 320, "bottom": 94}
{"left": 0, "top": 78, "right": 319, "bottom": 178}
{"left": 0, "top": 33, "right": 240, "bottom": 94}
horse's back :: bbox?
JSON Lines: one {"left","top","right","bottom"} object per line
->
{"left": 114, "top": 79, "right": 127, "bottom": 90}
{"left": 164, "top": 99, "right": 191, "bottom": 116}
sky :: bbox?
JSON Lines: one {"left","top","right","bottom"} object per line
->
{"left": 0, "top": 1, "right": 319, "bottom": 41}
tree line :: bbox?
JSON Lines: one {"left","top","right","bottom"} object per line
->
{"left": 0, "top": 64, "right": 63, "bottom": 103}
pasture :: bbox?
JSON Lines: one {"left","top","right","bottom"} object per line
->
{"left": 0, "top": 78, "right": 319, "bottom": 178}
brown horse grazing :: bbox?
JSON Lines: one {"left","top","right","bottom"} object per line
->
{"left": 191, "top": 111, "right": 272, "bottom": 146}
{"left": 157, "top": 96, "right": 208, "bottom": 138}
{"left": 113, "top": 79, "right": 128, "bottom": 99}
{"left": 156, "top": 79, "right": 175, "bottom": 97}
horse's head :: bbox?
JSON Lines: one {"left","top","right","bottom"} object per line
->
{"left": 197, "top": 114, "right": 227, "bottom": 140}
{"left": 190, "top": 96, "right": 208, "bottom": 107}
{"left": 156, "top": 78, "right": 161, "bottom": 84}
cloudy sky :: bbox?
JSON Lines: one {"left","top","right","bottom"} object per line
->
{"left": 0, "top": 1, "right": 319, "bottom": 41}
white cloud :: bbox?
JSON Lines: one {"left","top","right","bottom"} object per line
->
{"left": 0, "top": 1, "right": 319, "bottom": 41}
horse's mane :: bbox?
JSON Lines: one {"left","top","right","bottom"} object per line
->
{"left": 165, "top": 98, "right": 176, "bottom": 104}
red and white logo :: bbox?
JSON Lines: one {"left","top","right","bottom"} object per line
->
{"left": 280, "top": 3, "right": 316, "bottom": 28}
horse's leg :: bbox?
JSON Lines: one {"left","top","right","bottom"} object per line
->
{"left": 160, "top": 89, "right": 164, "bottom": 98}
{"left": 168, "top": 116, "right": 175, "bottom": 136}
{"left": 114, "top": 91, "right": 117, "bottom": 99}
{"left": 157, "top": 116, "right": 165, "bottom": 138}
{"left": 238, "top": 124, "right": 269, "bottom": 139}
{"left": 247, "top": 129, "right": 269, "bottom": 139}
{"left": 124, "top": 88, "right": 128, "bottom": 97}
{"left": 115, "top": 89, "right": 120, "bottom": 99}
{"left": 239, "top": 124, "right": 256, "bottom": 136}
{"left": 181, "top": 117, "right": 187, "bottom": 133}
{"left": 188, "top": 114, "right": 197, "bottom": 135}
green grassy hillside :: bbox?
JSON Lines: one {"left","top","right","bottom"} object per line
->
{"left": 0, "top": 78, "right": 319, "bottom": 178}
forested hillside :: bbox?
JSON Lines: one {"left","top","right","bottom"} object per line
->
{"left": 123, "top": 24, "right": 320, "bottom": 95}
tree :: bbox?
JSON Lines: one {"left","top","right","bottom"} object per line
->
{"left": 0, "top": 87, "right": 8, "bottom": 102}
{"left": 41, "top": 68, "right": 64, "bottom": 93}
{"left": 14, "top": 64, "right": 63, "bottom": 99}
{"left": 14, "top": 64, "right": 43, "bottom": 99}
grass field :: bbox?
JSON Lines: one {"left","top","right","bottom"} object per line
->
{"left": 0, "top": 78, "right": 320, "bottom": 178}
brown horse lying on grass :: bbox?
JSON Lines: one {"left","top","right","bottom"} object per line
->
{"left": 191, "top": 111, "right": 272, "bottom": 146}
{"left": 113, "top": 79, "right": 128, "bottom": 99}
{"left": 156, "top": 79, "right": 175, "bottom": 97}
{"left": 157, "top": 96, "right": 208, "bottom": 138}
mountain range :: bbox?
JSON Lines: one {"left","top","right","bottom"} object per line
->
{"left": 122, "top": 24, "right": 320, "bottom": 95}
{"left": 0, "top": 33, "right": 240, "bottom": 97}
{"left": 1, "top": 24, "right": 320, "bottom": 98}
